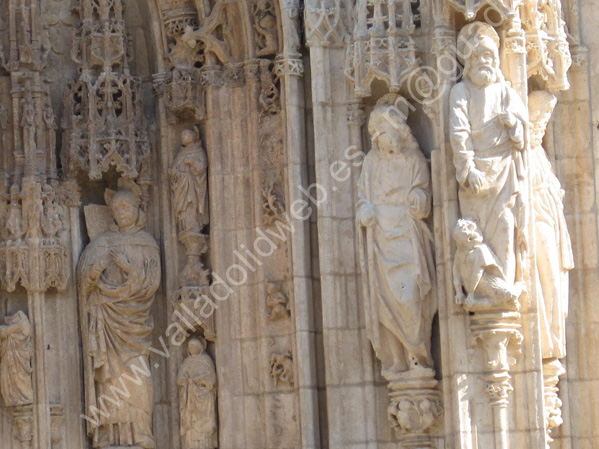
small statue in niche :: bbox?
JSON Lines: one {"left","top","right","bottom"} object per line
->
{"left": 453, "top": 218, "right": 524, "bottom": 311}
{"left": 270, "top": 351, "right": 294, "bottom": 387}
{"left": 78, "top": 180, "right": 161, "bottom": 449}
{"left": 0, "top": 311, "right": 33, "bottom": 407}
{"left": 41, "top": 184, "right": 65, "bottom": 238}
{"left": 449, "top": 22, "right": 529, "bottom": 297}
{"left": 528, "top": 90, "right": 574, "bottom": 361}
{"left": 253, "top": 0, "right": 279, "bottom": 57}
{"left": 170, "top": 127, "right": 209, "bottom": 234}
{"left": 170, "top": 127, "right": 210, "bottom": 285}
{"left": 357, "top": 94, "right": 436, "bottom": 379}
{"left": 177, "top": 337, "right": 217, "bottom": 449}
{"left": 266, "top": 282, "right": 290, "bottom": 320}
{"left": 6, "top": 184, "right": 24, "bottom": 240}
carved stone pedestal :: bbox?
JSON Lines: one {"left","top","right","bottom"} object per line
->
{"left": 543, "top": 358, "right": 566, "bottom": 446}
{"left": 471, "top": 311, "right": 523, "bottom": 449}
{"left": 386, "top": 372, "right": 442, "bottom": 448}
{"left": 11, "top": 405, "right": 64, "bottom": 449}
{"left": 173, "top": 285, "right": 216, "bottom": 341}
{"left": 178, "top": 232, "right": 210, "bottom": 286}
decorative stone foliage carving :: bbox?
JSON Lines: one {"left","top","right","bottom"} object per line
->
{"left": 62, "top": 0, "right": 151, "bottom": 181}
{"left": 78, "top": 181, "right": 161, "bottom": 448}
{"left": 388, "top": 381, "right": 443, "bottom": 443}
{"left": 357, "top": 95, "right": 440, "bottom": 444}
{"left": 270, "top": 351, "right": 294, "bottom": 387}
{"left": 0, "top": 311, "right": 33, "bottom": 407}
{"left": 178, "top": 337, "right": 218, "bottom": 449}
{"left": 345, "top": 0, "right": 420, "bottom": 97}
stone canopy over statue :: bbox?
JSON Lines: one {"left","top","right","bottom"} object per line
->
{"left": 78, "top": 180, "right": 161, "bottom": 449}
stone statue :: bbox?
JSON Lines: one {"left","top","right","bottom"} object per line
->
{"left": 357, "top": 95, "right": 436, "bottom": 379}
{"left": 528, "top": 90, "right": 574, "bottom": 360}
{"left": 6, "top": 184, "right": 24, "bottom": 240}
{"left": 0, "top": 311, "right": 33, "bottom": 407}
{"left": 170, "top": 127, "right": 209, "bottom": 235}
{"left": 78, "top": 181, "right": 160, "bottom": 448}
{"left": 177, "top": 337, "right": 217, "bottom": 449}
{"left": 450, "top": 22, "right": 529, "bottom": 300}
{"left": 453, "top": 218, "right": 524, "bottom": 311}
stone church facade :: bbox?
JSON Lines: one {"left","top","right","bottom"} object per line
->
{"left": 0, "top": 0, "right": 597, "bottom": 448}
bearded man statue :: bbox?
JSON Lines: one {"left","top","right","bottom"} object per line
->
{"left": 450, "top": 22, "right": 529, "bottom": 302}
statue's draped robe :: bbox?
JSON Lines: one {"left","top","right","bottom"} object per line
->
{"left": 530, "top": 144, "right": 574, "bottom": 358}
{"left": 358, "top": 148, "right": 436, "bottom": 369}
{"left": 0, "top": 312, "right": 33, "bottom": 407}
{"left": 78, "top": 223, "right": 160, "bottom": 448}
{"left": 450, "top": 79, "right": 528, "bottom": 285}
{"left": 178, "top": 353, "right": 217, "bottom": 449}
{"left": 170, "top": 144, "right": 209, "bottom": 233}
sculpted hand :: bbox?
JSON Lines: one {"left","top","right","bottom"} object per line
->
{"left": 110, "top": 249, "right": 131, "bottom": 272}
{"left": 467, "top": 169, "right": 484, "bottom": 194}
{"left": 500, "top": 111, "right": 517, "bottom": 129}
{"left": 408, "top": 189, "right": 429, "bottom": 219}
{"left": 358, "top": 204, "right": 375, "bottom": 227}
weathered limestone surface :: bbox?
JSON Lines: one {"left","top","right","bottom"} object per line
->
{"left": 0, "top": 0, "right": 597, "bottom": 448}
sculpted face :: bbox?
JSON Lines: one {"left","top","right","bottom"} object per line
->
{"left": 111, "top": 192, "right": 140, "bottom": 230}
{"left": 188, "top": 337, "right": 205, "bottom": 356}
{"left": 455, "top": 219, "right": 483, "bottom": 248}
{"left": 181, "top": 129, "right": 196, "bottom": 147}
{"left": 371, "top": 118, "right": 402, "bottom": 156}
{"left": 468, "top": 38, "right": 498, "bottom": 86}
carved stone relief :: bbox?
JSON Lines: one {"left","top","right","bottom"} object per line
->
{"left": 0, "top": 311, "right": 33, "bottom": 408}
{"left": 78, "top": 181, "right": 161, "bottom": 448}
{"left": 178, "top": 337, "right": 218, "bottom": 449}
{"left": 253, "top": 0, "right": 280, "bottom": 57}
{"left": 266, "top": 282, "right": 291, "bottom": 321}
{"left": 270, "top": 350, "right": 294, "bottom": 387}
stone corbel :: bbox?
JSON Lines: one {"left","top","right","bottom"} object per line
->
{"left": 152, "top": 70, "right": 207, "bottom": 123}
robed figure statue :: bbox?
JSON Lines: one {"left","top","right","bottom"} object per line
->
{"left": 178, "top": 337, "right": 218, "bottom": 449}
{"left": 78, "top": 182, "right": 161, "bottom": 448}
{"left": 357, "top": 95, "right": 437, "bottom": 380}
{"left": 449, "top": 22, "right": 529, "bottom": 307}
{"left": 0, "top": 311, "right": 33, "bottom": 407}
